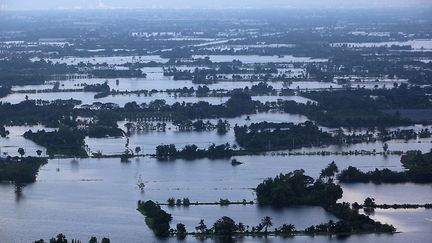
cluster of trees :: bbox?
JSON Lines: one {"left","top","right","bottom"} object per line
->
{"left": 120, "top": 92, "right": 257, "bottom": 120}
{"left": 137, "top": 200, "right": 172, "bottom": 237}
{"left": 83, "top": 81, "right": 110, "bottom": 93}
{"left": 190, "top": 216, "right": 292, "bottom": 237}
{"left": 338, "top": 167, "right": 410, "bottom": 183}
{"left": 378, "top": 128, "right": 431, "bottom": 141}
{"left": 234, "top": 121, "right": 335, "bottom": 151}
{"left": 0, "top": 100, "right": 79, "bottom": 126}
{"left": 256, "top": 166, "right": 342, "bottom": 207}
{"left": 255, "top": 164, "right": 396, "bottom": 234}
{"left": 171, "top": 119, "right": 230, "bottom": 134}
{"left": 301, "top": 86, "right": 431, "bottom": 126}
{"left": 167, "top": 197, "right": 191, "bottom": 206}
{"left": 270, "top": 86, "right": 432, "bottom": 128}
{"left": 155, "top": 143, "right": 235, "bottom": 160}
{"left": 87, "top": 68, "right": 145, "bottom": 79}
{"left": 400, "top": 150, "right": 432, "bottom": 182}
{"left": 24, "top": 127, "right": 88, "bottom": 157}
{"left": 34, "top": 233, "right": 110, "bottom": 243}
{"left": 0, "top": 156, "right": 48, "bottom": 184}
{"left": 305, "top": 208, "right": 395, "bottom": 234}
{"left": 83, "top": 81, "right": 111, "bottom": 99}
{"left": 0, "top": 58, "right": 68, "bottom": 86}
{"left": 338, "top": 150, "right": 432, "bottom": 183}
{"left": 306, "top": 203, "right": 396, "bottom": 234}
{"left": 85, "top": 111, "right": 124, "bottom": 138}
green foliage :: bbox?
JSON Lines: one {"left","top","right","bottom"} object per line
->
{"left": 24, "top": 127, "right": 88, "bottom": 157}
{"left": 278, "top": 224, "right": 295, "bottom": 234}
{"left": 319, "top": 161, "right": 339, "bottom": 182}
{"left": 213, "top": 216, "right": 238, "bottom": 236}
{"left": 0, "top": 125, "right": 9, "bottom": 137}
{"left": 256, "top": 170, "right": 343, "bottom": 207}
{"left": 156, "top": 143, "right": 235, "bottom": 160}
{"left": 338, "top": 151, "right": 432, "bottom": 183}
{"left": 49, "top": 233, "right": 67, "bottom": 243}
{"left": 234, "top": 121, "right": 335, "bottom": 151}
{"left": 137, "top": 200, "right": 172, "bottom": 237}
{"left": 401, "top": 150, "right": 432, "bottom": 182}
{"left": 338, "top": 166, "right": 409, "bottom": 183}
{"left": 176, "top": 223, "right": 187, "bottom": 239}
{"left": 0, "top": 157, "right": 48, "bottom": 184}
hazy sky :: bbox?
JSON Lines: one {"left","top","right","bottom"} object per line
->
{"left": 1, "top": 0, "right": 431, "bottom": 10}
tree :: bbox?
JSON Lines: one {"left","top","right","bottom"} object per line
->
{"left": 237, "top": 222, "right": 246, "bottom": 233}
{"left": 49, "top": 234, "right": 67, "bottom": 243}
{"left": 319, "top": 161, "right": 339, "bottom": 182}
{"left": 213, "top": 216, "right": 238, "bottom": 236}
{"left": 135, "top": 146, "right": 141, "bottom": 155}
{"left": 261, "top": 216, "right": 273, "bottom": 233}
{"left": 195, "top": 219, "right": 207, "bottom": 233}
{"left": 101, "top": 238, "right": 110, "bottom": 243}
{"left": 279, "top": 224, "right": 295, "bottom": 234}
{"left": 18, "top": 148, "right": 25, "bottom": 158}
{"left": 364, "top": 197, "right": 376, "bottom": 207}
{"left": 182, "top": 198, "right": 190, "bottom": 206}
{"left": 89, "top": 237, "right": 97, "bottom": 243}
{"left": 36, "top": 150, "right": 43, "bottom": 157}
{"left": 176, "top": 223, "right": 187, "bottom": 238}
{"left": 167, "top": 197, "right": 175, "bottom": 206}
{"left": 256, "top": 169, "right": 343, "bottom": 207}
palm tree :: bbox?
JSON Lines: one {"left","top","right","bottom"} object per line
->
{"left": 261, "top": 216, "right": 273, "bottom": 233}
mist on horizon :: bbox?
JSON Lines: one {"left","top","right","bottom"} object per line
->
{"left": 0, "top": 0, "right": 431, "bottom": 10}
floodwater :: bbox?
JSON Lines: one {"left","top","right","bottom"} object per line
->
{"left": 1, "top": 54, "right": 431, "bottom": 243}
{"left": 0, "top": 156, "right": 430, "bottom": 242}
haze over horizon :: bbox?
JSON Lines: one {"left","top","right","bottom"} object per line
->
{"left": 1, "top": 0, "right": 431, "bottom": 10}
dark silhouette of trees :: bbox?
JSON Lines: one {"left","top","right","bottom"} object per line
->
{"left": 319, "top": 161, "right": 338, "bottom": 183}
{"left": 176, "top": 223, "right": 187, "bottom": 239}
{"left": 195, "top": 219, "right": 208, "bottom": 234}
{"left": 0, "top": 157, "right": 48, "bottom": 184}
{"left": 137, "top": 200, "right": 172, "bottom": 237}
{"left": 24, "top": 127, "right": 88, "bottom": 157}
{"left": 156, "top": 143, "right": 235, "bottom": 160}
{"left": 338, "top": 151, "right": 432, "bottom": 183}
{"left": 256, "top": 169, "right": 343, "bottom": 207}
{"left": 0, "top": 125, "right": 9, "bottom": 137}
{"left": 18, "top": 148, "right": 25, "bottom": 158}
{"left": 261, "top": 216, "right": 273, "bottom": 233}
{"left": 234, "top": 121, "right": 335, "bottom": 151}
{"left": 213, "top": 216, "right": 238, "bottom": 236}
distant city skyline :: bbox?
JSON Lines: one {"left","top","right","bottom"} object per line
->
{"left": 1, "top": 0, "right": 431, "bottom": 10}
